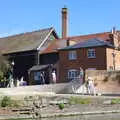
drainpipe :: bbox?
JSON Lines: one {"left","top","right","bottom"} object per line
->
{"left": 112, "top": 52, "right": 116, "bottom": 70}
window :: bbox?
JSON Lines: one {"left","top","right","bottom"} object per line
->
{"left": 49, "top": 35, "right": 55, "bottom": 41}
{"left": 67, "top": 69, "right": 79, "bottom": 81}
{"left": 68, "top": 50, "right": 77, "bottom": 60}
{"left": 87, "top": 49, "right": 96, "bottom": 58}
{"left": 34, "top": 72, "right": 41, "bottom": 81}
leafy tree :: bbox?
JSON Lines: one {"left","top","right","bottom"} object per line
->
{"left": 0, "top": 55, "right": 10, "bottom": 87}
{"left": 0, "top": 55, "right": 10, "bottom": 73}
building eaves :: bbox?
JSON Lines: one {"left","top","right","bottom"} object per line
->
{"left": 59, "top": 38, "right": 114, "bottom": 50}
{"left": 0, "top": 27, "right": 57, "bottom": 54}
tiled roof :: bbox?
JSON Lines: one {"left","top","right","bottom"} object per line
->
{"left": 41, "top": 32, "right": 112, "bottom": 54}
{"left": 0, "top": 27, "right": 58, "bottom": 54}
{"left": 60, "top": 38, "right": 114, "bottom": 50}
{"left": 41, "top": 39, "right": 67, "bottom": 54}
{"left": 67, "top": 32, "right": 111, "bottom": 42}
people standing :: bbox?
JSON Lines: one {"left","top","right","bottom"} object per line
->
{"left": 40, "top": 72, "right": 45, "bottom": 84}
{"left": 52, "top": 70, "right": 56, "bottom": 83}
{"left": 19, "top": 76, "right": 27, "bottom": 86}
{"left": 79, "top": 67, "right": 84, "bottom": 84}
{"left": 7, "top": 70, "right": 14, "bottom": 88}
{"left": 16, "top": 79, "right": 20, "bottom": 87}
{"left": 86, "top": 77, "right": 96, "bottom": 95}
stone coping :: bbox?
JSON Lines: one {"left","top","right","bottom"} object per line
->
{"left": 40, "top": 110, "right": 120, "bottom": 118}
{"left": 0, "top": 110, "right": 120, "bottom": 119}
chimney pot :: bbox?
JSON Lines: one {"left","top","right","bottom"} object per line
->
{"left": 112, "top": 27, "right": 116, "bottom": 34}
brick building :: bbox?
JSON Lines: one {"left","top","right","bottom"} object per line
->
{"left": 41, "top": 7, "right": 120, "bottom": 83}
{"left": 58, "top": 38, "right": 120, "bottom": 82}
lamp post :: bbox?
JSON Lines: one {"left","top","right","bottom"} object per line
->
{"left": 10, "top": 61, "right": 15, "bottom": 87}
{"left": 112, "top": 52, "right": 116, "bottom": 70}
{"left": 11, "top": 61, "right": 15, "bottom": 78}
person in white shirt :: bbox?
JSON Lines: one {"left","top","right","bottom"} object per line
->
{"left": 52, "top": 70, "right": 56, "bottom": 83}
{"left": 87, "top": 77, "right": 96, "bottom": 95}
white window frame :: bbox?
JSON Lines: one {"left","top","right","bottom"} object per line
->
{"left": 87, "top": 49, "right": 96, "bottom": 58}
{"left": 68, "top": 50, "right": 77, "bottom": 60}
{"left": 67, "top": 69, "right": 78, "bottom": 81}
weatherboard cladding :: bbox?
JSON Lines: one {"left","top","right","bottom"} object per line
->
{"left": 59, "top": 38, "right": 114, "bottom": 50}
{"left": 0, "top": 27, "right": 55, "bottom": 54}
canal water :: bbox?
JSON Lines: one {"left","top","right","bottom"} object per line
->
{"left": 40, "top": 113, "right": 120, "bottom": 120}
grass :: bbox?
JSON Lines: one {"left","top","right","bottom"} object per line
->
{"left": 68, "top": 96, "right": 91, "bottom": 105}
{"left": 111, "top": 98, "right": 120, "bottom": 104}
{"left": 0, "top": 96, "right": 22, "bottom": 108}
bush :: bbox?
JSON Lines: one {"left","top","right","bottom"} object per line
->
{"left": 1, "top": 96, "right": 12, "bottom": 107}
{"left": 58, "top": 103, "right": 65, "bottom": 110}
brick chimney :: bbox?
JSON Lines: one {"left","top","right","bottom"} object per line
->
{"left": 62, "top": 7, "right": 68, "bottom": 39}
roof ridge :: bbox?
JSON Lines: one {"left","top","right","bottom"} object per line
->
{"left": 0, "top": 27, "right": 53, "bottom": 39}
{"left": 60, "top": 38, "right": 114, "bottom": 50}
{"left": 67, "top": 31, "right": 111, "bottom": 39}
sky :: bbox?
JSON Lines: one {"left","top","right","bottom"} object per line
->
{"left": 0, "top": 0, "right": 120, "bottom": 38}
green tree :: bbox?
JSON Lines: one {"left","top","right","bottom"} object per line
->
{"left": 0, "top": 55, "right": 10, "bottom": 73}
{"left": 0, "top": 55, "right": 10, "bottom": 87}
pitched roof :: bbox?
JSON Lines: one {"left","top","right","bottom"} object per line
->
{"left": 41, "top": 31, "right": 112, "bottom": 54}
{"left": 67, "top": 32, "right": 111, "bottom": 42}
{"left": 60, "top": 38, "right": 114, "bottom": 50}
{"left": 0, "top": 27, "right": 58, "bottom": 54}
{"left": 41, "top": 39, "right": 67, "bottom": 54}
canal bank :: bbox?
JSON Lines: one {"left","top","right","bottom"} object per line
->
{"left": 0, "top": 94, "right": 120, "bottom": 119}
{"left": 39, "top": 113, "right": 120, "bottom": 120}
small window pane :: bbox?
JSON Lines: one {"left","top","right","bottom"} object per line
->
{"left": 68, "top": 50, "right": 77, "bottom": 60}
{"left": 87, "top": 49, "right": 96, "bottom": 58}
{"left": 34, "top": 72, "right": 41, "bottom": 81}
{"left": 67, "top": 69, "right": 78, "bottom": 81}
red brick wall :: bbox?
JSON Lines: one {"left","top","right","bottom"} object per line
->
{"left": 59, "top": 47, "right": 107, "bottom": 82}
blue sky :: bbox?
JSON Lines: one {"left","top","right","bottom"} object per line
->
{"left": 0, "top": 0, "right": 120, "bottom": 37}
